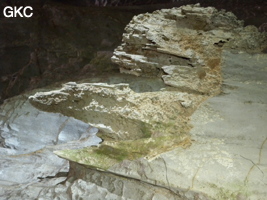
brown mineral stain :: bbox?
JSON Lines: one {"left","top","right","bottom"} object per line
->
{"left": 208, "top": 58, "right": 221, "bottom": 69}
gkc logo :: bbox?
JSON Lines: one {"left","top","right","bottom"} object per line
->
{"left": 3, "top": 6, "right": 33, "bottom": 18}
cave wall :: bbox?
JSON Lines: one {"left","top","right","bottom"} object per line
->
{"left": 0, "top": 1, "right": 142, "bottom": 103}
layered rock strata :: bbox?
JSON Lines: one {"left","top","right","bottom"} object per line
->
{"left": 112, "top": 3, "right": 267, "bottom": 95}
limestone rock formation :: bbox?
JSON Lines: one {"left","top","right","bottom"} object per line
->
{"left": 112, "top": 3, "right": 267, "bottom": 95}
{"left": 1, "top": 4, "right": 267, "bottom": 200}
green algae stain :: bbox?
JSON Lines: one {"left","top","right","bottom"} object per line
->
{"left": 94, "top": 144, "right": 131, "bottom": 162}
{"left": 209, "top": 182, "right": 251, "bottom": 200}
{"left": 54, "top": 119, "right": 192, "bottom": 170}
{"left": 54, "top": 134, "right": 191, "bottom": 170}
{"left": 140, "top": 123, "right": 152, "bottom": 138}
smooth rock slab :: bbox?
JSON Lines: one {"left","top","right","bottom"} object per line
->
{"left": 0, "top": 94, "right": 102, "bottom": 199}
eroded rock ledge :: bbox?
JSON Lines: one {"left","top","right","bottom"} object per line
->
{"left": 26, "top": 4, "right": 267, "bottom": 200}
{"left": 112, "top": 3, "right": 267, "bottom": 95}
{"left": 29, "top": 82, "right": 200, "bottom": 140}
{"left": 29, "top": 81, "right": 199, "bottom": 169}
